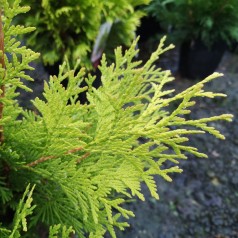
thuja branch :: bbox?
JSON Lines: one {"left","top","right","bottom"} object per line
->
{"left": 26, "top": 147, "right": 88, "bottom": 167}
{"left": 0, "top": 9, "right": 5, "bottom": 144}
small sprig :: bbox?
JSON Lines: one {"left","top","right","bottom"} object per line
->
{"left": 9, "top": 184, "right": 36, "bottom": 238}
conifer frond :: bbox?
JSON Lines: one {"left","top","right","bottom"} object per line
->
{"left": 49, "top": 224, "right": 75, "bottom": 238}
{"left": 9, "top": 184, "right": 35, "bottom": 238}
{"left": 1, "top": 0, "right": 40, "bottom": 130}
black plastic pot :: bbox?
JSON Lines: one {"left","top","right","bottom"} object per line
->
{"left": 178, "top": 39, "right": 227, "bottom": 79}
{"left": 136, "top": 16, "right": 163, "bottom": 43}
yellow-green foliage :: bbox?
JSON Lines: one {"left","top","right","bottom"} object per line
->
{"left": 0, "top": 0, "right": 39, "bottom": 127}
{"left": 0, "top": 0, "right": 233, "bottom": 237}
{"left": 18, "top": 0, "right": 150, "bottom": 67}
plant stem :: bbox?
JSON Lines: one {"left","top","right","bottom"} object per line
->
{"left": 26, "top": 147, "right": 85, "bottom": 167}
{"left": 0, "top": 9, "right": 5, "bottom": 144}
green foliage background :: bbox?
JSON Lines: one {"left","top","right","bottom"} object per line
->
{"left": 17, "top": 0, "right": 150, "bottom": 68}
{"left": 0, "top": 0, "right": 233, "bottom": 237}
{"left": 146, "top": 0, "right": 238, "bottom": 47}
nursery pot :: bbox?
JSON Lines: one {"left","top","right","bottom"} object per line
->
{"left": 178, "top": 39, "right": 227, "bottom": 79}
{"left": 136, "top": 16, "right": 163, "bottom": 43}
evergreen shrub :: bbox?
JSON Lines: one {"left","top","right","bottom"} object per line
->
{"left": 16, "top": 0, "right": 150, "bottom": 68}
{"left": 0, "top": 0, "right": 233, "bottom": 237}
{"left": 146, "top": 0, "right": 238, "bottom": 47}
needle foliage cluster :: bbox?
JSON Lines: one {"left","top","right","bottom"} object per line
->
{"left": 0, "top": 0, "right": 233, "bottom": 237}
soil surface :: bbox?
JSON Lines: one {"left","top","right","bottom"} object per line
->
{"left": 19, "top": 46, "right": 238, "bottom": 238}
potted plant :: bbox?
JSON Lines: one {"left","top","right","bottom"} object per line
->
{"left": 146, "top": 0, "right": 238, "bottom": 79}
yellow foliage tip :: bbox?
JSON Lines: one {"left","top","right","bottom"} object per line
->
{"left": 222, "top": 114, "right": 233, "bottom": 122}
{"left": 202, "top": 72, "right": 224, "bottom": 83}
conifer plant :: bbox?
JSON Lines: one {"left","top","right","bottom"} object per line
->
{"left": 0, "top": 0, "right": 233, "bottom": 237}
{"left": 17, "top": 0, "right": 150, "bottom": 68}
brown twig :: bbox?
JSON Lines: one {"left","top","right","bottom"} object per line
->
{"left": 0, "top": 9, "right": 5, "bottom": 144}
{"left": 26, "top": 147, "right": 85, "bottom": 167}
{"left": 26, "top": 155, "right": 55, "bottom": 167}
{"left": 76, "top": 152, "right": 90, "bottom": 164}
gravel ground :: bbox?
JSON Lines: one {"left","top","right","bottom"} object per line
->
{"left": 18, "top": 47, "right": 238, "bottom": 238}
